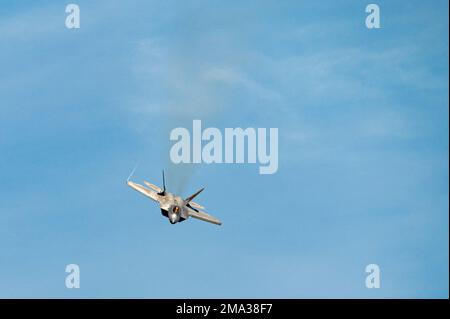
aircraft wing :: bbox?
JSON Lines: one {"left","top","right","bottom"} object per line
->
{"left": 127, "top": 181, "right": 160, "bottom": 202}
{"left": 187, "top": 207, "right": 222, "bottom": 225}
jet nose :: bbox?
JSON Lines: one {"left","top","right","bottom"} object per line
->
{"left": 169, "top": 213, "right": 177, "bottom": 224}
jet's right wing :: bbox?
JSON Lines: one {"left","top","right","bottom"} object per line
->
{"left": 187, "top": 207, "right": 222, "bottom": 225}
{"left": 127, "top": 181, "right": 160, "bottom": 202}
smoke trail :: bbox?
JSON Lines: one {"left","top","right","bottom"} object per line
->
{"left": 130, "top": 37, "right": 227, "bottom": 195}
{"left": 128, "top": 5, "right": 258, "bottom": 194}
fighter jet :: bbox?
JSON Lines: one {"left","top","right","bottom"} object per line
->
{"left": 126, "top": 169, "right": 222, "bottom": 226}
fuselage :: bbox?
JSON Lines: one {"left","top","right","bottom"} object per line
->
{"left": 159, "top": 191, "right": 189, "bottom": 224}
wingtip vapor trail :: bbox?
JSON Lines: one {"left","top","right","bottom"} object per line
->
{"left": 127, "top": 163, "right": 139, "bottom": 182}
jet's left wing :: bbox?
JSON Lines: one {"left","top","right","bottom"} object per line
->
{"left": 187, "top": 207, "right": 222, "bottom": 225}
{"left": 127, "top": 181, "right": 160, "bottom": 202}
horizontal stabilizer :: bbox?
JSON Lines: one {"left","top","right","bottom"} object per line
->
{"left": 189, "top": 201, "right": 205, "bottom": 210}
{"left": 144, "top": 181, "right": 162, "bottom": 193}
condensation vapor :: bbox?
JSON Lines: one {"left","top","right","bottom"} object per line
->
{"left": 131, "top": 11, "right": 229, "bottom": 195}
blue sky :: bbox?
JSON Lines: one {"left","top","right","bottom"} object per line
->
{"left": 0, "top": 0, "right": 448, "bottom": 298}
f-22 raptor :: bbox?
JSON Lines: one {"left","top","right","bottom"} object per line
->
{"left": 127, "top": 170, "right": 222, "bottom": 226}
